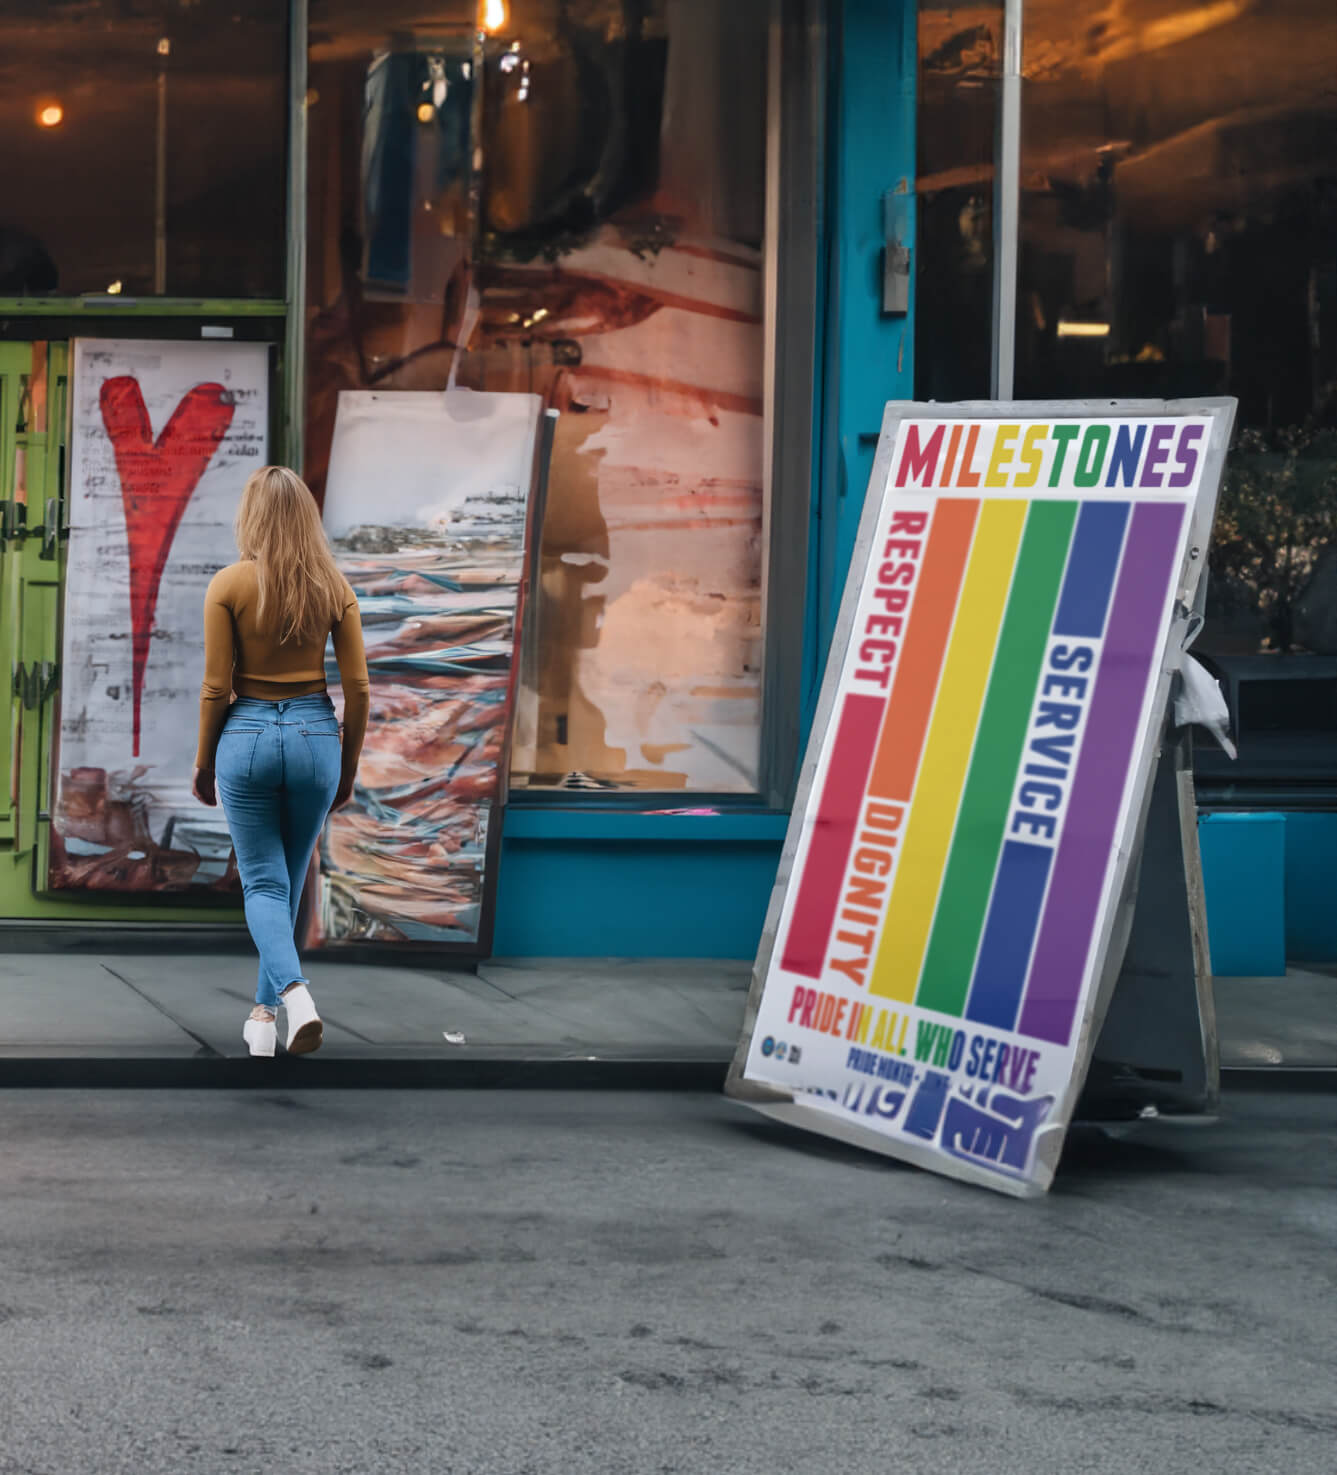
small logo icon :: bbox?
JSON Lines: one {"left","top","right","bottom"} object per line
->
{"left": 761, "top": 1036, "right": 775, "bottom": 1057}
{"left": 775, "top": 1042, "right": 788, "bottom": 1061}
{"left": 790, "top": 1045, "right": 802, "bottom": 1065}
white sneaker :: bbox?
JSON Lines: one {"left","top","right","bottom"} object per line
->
{"left": 243, "top": 1016, "right": 277, "bottom": 1057}
{"left": 281, "top": 984, "right": 323, "bottom": 1056}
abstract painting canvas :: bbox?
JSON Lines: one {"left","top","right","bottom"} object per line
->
{"left": 302, "top": 389, "right": 545, "bottom": 950}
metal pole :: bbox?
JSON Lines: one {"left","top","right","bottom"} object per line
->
{"left": 469, "top": 22, "right": 487, "bottom": 263}
{"left": 990, "top": 0, "right": 1022, "bottom": 399}
{"left": 759, "top": 0, "right": 782, "bottom": 798}
{"left": 155, "top": 43, "right": 168, "bottom": 294}
{"left": 284, "top": 0, "right": 310, "bottom": 472}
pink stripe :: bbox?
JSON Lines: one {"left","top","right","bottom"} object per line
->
{"left": 780, "top": 694, "right": 886, "bottom": 978}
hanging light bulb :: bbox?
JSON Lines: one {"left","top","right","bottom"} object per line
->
{"left": 481, "top": 0, "right": 506, "bottom": 34}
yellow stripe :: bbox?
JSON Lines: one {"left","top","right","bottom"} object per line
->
{"left": 868, "top": 500, "right": 1027, "bottom": 1001}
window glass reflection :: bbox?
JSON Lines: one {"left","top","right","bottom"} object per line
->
{"left": 0, "top": 1, "right": 286, "bottom": 298}
{"left": 308, "top": 0, "right": 770, "bottom": 792}
{"left": 916, "top": 2, "right": 1001, "bottom": 401}
{"left": 1014, "top": 0, "right": 1337, "bottom": 781}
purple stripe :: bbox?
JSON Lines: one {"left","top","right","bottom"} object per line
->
{"left": 1016, "top": 502, "right": 1186, "bottom": 1045}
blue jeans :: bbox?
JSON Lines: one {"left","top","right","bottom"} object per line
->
{"left": 215, "top": 695, "right": 342, "bottom": 1009}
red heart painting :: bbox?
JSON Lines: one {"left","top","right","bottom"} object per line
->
{"left": 100, "top": 377, "right": 236, "bottom": 756}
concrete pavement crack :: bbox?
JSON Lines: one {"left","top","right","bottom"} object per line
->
{"left": 98, "top": 963, "right": 222, "bottom": 1058}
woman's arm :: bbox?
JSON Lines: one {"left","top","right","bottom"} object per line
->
{"left": 332, "top": 589, "right": 370, "bottom": 794}
{"left": 195, "top": 571, "right": 235, "bottom": 773}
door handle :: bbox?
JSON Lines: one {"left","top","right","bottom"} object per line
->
{"left": 40, "top": 496, "right": 64, "bottom": 560}
{"left": 882, "top": 190, "right": 912, "bottom": 317}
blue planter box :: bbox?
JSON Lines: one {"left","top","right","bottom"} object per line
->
{"left": 1281, "top": 812, "right": 1337, "bottom": 963}
{"left": 1198, "top": 812, "right": 1287, "bottom": 978}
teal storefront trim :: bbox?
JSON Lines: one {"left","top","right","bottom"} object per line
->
{"left": 492, "top": 0, "right": 920, "bottom": 959}
{"left": 495, "top": 812, "right": 791, "bottom": 959}
{"left": 813, "top": 0, "right": 918, "bottom": 681}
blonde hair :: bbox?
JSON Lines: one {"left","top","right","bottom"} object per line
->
{"left": 234, "top": 466, "right": 347, "bottom": 644}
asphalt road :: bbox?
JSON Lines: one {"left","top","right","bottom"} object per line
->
{"left": 0, "top": 1088, "right": 1332, "bottom": 1474}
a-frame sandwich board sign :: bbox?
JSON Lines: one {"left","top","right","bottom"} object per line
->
{"left": 728, "top": 398, "right": 1236, "bottom": 1197}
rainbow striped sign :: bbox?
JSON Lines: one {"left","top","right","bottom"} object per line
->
{"left": 734, "top": 404, "right": 1230, "bottom": 1196}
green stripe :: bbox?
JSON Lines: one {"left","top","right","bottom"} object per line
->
{"left": 913, "top": 499, "right": 1077, "bottom": 1018}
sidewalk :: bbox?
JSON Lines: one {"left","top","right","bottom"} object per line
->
{"left": 0, "top": 944, "right": 1332, "bottom": 1085}
{"left": 1214, "top": 967, "right": 1337, "bottom": 1071}
{"left": 0, "top": 950, "right": 749, "bottom": 1086}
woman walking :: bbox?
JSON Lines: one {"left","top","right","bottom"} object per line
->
{"left": 192, "top": 466, "right": 370, "bottom": 1058}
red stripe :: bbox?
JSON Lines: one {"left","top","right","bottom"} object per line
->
{"left": 780, "top": 694, "right": 886, "bottom": 978}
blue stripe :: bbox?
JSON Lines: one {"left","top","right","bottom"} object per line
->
{"left": 1052, "top": 501, "right": 1129, "bottom": 638}
{"left": 964, "top": 841, "right": 1055, "bottom": 1029}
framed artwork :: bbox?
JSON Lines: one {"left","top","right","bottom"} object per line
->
{"left": 302, "top": 389, "right": 546, "bottom": 952}
{"left": 51, "top": 339, "right": 268, "bottom": 893}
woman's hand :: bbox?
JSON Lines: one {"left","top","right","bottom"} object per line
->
{"left": 330, "top": 776, "right": 355, "bottom": 813}
{"left": 192, "top": 767, "right": 217, "bottom": 807}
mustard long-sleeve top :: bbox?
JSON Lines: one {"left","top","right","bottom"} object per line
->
{"left": 195, "top": 560, "right": 371, "bottom": 780}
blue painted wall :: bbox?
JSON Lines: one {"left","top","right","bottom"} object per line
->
{"left": 492, "top": 0, "right": 920, "bottom": 960}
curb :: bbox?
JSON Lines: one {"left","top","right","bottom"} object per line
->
{"left": 0, "top": 1056, "right": 733, "bottom": 1090}
{"left": 0, "top": 1059, "right": 1330, "bottom": 1092}
{"left": 1218, "top": 1066, "right": 1337, "bottom": 1093}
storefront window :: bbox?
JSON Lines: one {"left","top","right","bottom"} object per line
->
{"left": 1011, "top": 0, "right": 1337, "bottom": 785}
{"left": 0, "top": 1, "right": 286, "bottom": 299}
{"left": 306, "top": 0, "right": 772, "bottom": 793}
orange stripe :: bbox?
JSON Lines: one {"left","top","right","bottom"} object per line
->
{"left": 869, "top": 499, "right": 979, "bottom": 800}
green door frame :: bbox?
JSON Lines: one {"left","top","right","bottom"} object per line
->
{"left": 0, "top": 322, "right": 280, "bottom": 924}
